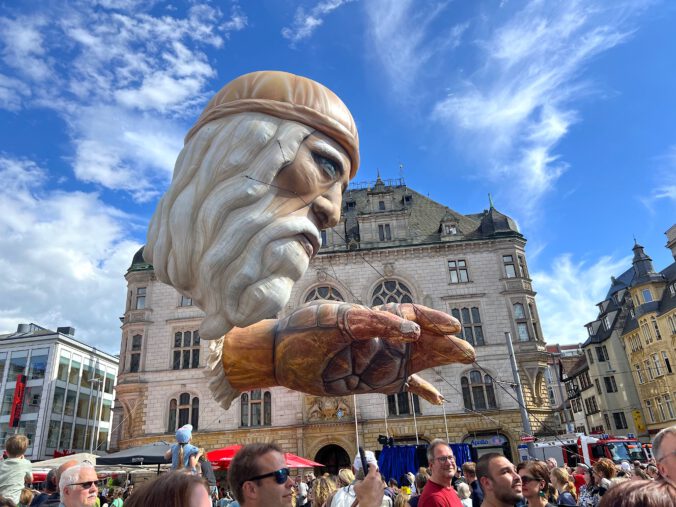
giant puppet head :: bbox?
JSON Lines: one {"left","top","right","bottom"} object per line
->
{"left": 146, "top": 72, "right": 473, "bottom": 410}
{"left": 145, "top": 71, "right": 359, "bottom": 341}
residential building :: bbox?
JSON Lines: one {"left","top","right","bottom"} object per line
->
{"left": 0, "top": 324, "right": 118, "bottom": 459}
{"left": 564, "top": 353, "right": 593, "bottom": 434}
{"left": 620, "top": 226, "right": 676, "bottom": 436}
{"left": 581, "top": 263, "right": 646, "bottom": 440}
{"left": 546, "top": 344, "right": 584, "bottom": 433}
{"left": 111, "top": 178, "right": 557, "bottom": 467}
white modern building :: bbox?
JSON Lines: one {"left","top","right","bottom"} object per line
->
{"left": 0, "top": 323, "right": 118, "bottom": 460}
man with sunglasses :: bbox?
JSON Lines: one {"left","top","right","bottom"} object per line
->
{"left": 419, "top": 439, "right": 463, "bottom": 507}
{"left": 654, "top": 425, "right": 676, "bottom": 486}
{"left": 59, "top": 463, "right": 99, "bottom": 507}
{"left": 228, "top": 443, "right": 294, "bottom": 507}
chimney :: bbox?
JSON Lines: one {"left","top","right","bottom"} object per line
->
{"left": 57, "top": 327, "right": 75, "bottom": 336}
{"left": 16, "top": 324, "right": 30, "bottom": 334}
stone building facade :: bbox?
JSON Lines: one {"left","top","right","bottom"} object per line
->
{"left": 575, "top": 224, "right": 676, "bottom": 441}
{"left": 620, "top": 225, "right": 676, "bottom": 436}
{"left": 111, "top": 178, "right": 556, "bottom": 469}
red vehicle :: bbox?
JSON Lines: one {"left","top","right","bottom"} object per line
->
{"left": 577, "top": 434, "right": 647, "bottom": 466}
{"left": 532, "top": 433, "right": 648, "bottom": 467}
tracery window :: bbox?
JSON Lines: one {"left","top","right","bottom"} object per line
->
{"left": 240, "top": 390, "right": 272, "bottom": 427}
{"left": 305, "top": 286, "right": 344, "bottom": 303}
{"left": 172, "top": 330, "right": 200, "bottom": 370}
{"left": 450, "top": 307, "right": 485, "bottom": 346}
{"left": 371, "top": 280, "right": 413, "bottom": 305}
{"left": 387, "top": 393, "right": 421, "bottom": 416}
{"left": 461, "top": 370, "right": 497, "bottom": 411}
{"left": 167, "top": 392, "right": 199, "bottom": 433}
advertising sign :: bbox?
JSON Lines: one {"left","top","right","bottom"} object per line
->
{"left": 9, "top": 374, "right": 26, "bottom": 428}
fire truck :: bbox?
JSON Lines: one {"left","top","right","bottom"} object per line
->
{"left": 532, "top": 433, "right": 648, "bottom": 466}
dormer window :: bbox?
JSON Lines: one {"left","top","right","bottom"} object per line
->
{"left": 642, "top": 289, "right": 653, "bottom": 303}
{"left": 378, "top": 224, "right": 392, "bottom": 241}
{"left": 444, "top": 224, "right": 457, "bottom": 235}
{"left": 603, "top": 315, "right": 611, "bottom": 331}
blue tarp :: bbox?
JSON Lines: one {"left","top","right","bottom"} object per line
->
{"left": 377, "top": 443, "right": 473, "bottom": 483}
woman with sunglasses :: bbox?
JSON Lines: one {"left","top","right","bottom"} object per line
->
{"left": 516, "top": 461, "right": 557, "bottom": 507}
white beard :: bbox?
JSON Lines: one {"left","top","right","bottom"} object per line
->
{"left": 145, "top": 113, "right": 316, "bottom": 340}
{"left": 197, "top": 213, "right": 319, "bottom": 341}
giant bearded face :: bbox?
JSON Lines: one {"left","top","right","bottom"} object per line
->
{"left": 144, "top": 71, "right": 359, "bottom": 340}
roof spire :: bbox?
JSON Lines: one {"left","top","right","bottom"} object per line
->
{"left": 488, "top": 193, "right": 494, "bottom": 209}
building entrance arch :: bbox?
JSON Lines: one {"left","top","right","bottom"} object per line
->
{"left": 314, "top": 444, "right": 351, "bottom": 476}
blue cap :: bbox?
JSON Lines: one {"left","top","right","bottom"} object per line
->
{"left": 176, "top": 424, "right": 193, "bottom": 444}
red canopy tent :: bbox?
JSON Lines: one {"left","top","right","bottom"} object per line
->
{"left": 207, "top": 445, "right": 323, "bottom": 469}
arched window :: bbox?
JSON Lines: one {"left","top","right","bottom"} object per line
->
{"left": 240, "top": 389, "right": 272, "bottom": 427}
{"left": 167, "top": 393, "right": 199, "bottom": 433}
{"left": 371, "top": 280, "right": 413, "bottom": 305}
{"left": 305, "top": 286, "right": 344, "bottom": 303}
{"left": 461, "top": 370, "right": 497, "bottom": 411}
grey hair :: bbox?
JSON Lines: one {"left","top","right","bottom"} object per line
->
{"left": 653, "top": 425, "right": 676, "bottom": 461}
{"left": 59, "top": 463, "right": 96, "bottom": 493}
{"left": 456, "top": 482, "right": 471, "bottom": 499}
{"left": 426, "top": 438, "right": 451, "bottom": 462}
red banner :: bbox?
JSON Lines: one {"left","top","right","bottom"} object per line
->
{"left": 9, "top": 374, "right": 26, "bottom": 428}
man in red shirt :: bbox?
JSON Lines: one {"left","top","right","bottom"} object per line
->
{"left": 419, "top": 439, "right": 463, "bottom": 507}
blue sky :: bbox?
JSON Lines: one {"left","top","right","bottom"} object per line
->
{"left": 1, "top": 0, "right": 675, "bottom": 353}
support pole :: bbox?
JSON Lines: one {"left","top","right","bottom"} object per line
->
{"left": 383, "top": 397, "right": 389, "bottom": 438}
{"left": 442, "top": 402, "right": 450, "bottom": 442}
{"left": 352, "top": 395, "right": 360, "bottom": 455}
{"left": 505, "top": 332, "right": 534, "bottom": 458}
{"left": 409, "top": 392, "right": 419, "bottom": 445}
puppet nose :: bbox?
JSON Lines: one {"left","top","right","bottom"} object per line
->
{"left": 311, "top": 184, "right": 342, "bottom": 229}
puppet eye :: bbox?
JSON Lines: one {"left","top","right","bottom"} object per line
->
{"left": 312, "top": 152, "right": 341, "bottom": 180}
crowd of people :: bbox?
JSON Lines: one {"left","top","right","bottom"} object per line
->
{"left": 0, "top": 425, "right": 673, "bottom": 507}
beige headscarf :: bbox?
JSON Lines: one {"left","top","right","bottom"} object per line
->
{"left": 186, "top": 70, "right": 360, "bottom": 178}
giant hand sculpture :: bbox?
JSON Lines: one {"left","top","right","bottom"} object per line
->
{"left": 218, "top": 301, "right": 475, "bottom": 405}
{"left": 144, "top": 71, "right": 476, "bottom": 409}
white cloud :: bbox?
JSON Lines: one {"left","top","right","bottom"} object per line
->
{"left": 431, "top": 0, "right": 645, "bottom": 219}
{"left": 649, "top": 146, "right": 676, "bottom": 205}
{"left": 0, "top": 155, "right": 141, "bottom": 352}
{"left": 0, "top": 1, "right": 246, "bottom": 200}
{"left": 531, "top": 253, "right": 631, "bottom": 346}
{"left": 365, "top": 1, "right": 451, "bottom": 96}
{"left": 282, "top": 0, "right": 355, "bottom": 46}
{"left": 364, "top": 0, "right": 650, "bottom": 220}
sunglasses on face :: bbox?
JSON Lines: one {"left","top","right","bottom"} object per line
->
{"left": 69, "top": 481, "right": 97, "bottom": 489}
{"left": 246, "top": 467, "right": 290, "bottom": 485}
{"left": 519, "top": 476, "right": 540, "bottom": 484}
